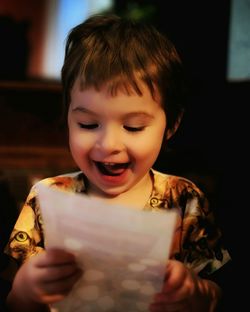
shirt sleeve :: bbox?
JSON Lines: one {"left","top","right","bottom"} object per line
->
{"left": 173, "top": 182, "right": 231, "bottom": 276}
{"left": 4, "top": 186, "right": 44, "bottom": 266}
{"left": 3, "top": 172, "right": 84, "bottom": 266}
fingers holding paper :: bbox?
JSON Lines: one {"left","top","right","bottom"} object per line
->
{"left": 150, "top": 259, "right": 198, "bottom": 312}
{"left": 11, "top": 248, "right": 83, "bottom": 305}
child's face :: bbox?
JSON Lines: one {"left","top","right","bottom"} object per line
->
{"left": 68, "top": 80, "right": 166, "bottom": 197}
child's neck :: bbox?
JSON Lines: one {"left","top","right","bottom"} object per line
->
{"left": 87, "top": 173, "right": 153, "bottom": 209}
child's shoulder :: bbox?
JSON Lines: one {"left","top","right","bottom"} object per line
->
{"left": 151, "top": 168, "right": 204, "bottom": 196}
{"left": 34, "top": 171, "right": 86, "bottom": 193}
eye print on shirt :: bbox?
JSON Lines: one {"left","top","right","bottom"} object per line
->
{"left": 14, "top": 231, "right": 28, "bottom": 242}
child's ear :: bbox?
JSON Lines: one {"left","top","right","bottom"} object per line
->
{"left": 166, "top": 112, "right": 183, "bottom": 140}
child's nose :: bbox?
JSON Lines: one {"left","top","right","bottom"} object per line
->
{"left": 97, "top": 127, "right": 124, "bottom": 153}
{"left": 96, "top": 127, "right": 124, "bottom": 153}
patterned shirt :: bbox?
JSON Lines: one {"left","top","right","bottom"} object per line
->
{"left": 4, "top": 169, "right": 231, "bottom": 277}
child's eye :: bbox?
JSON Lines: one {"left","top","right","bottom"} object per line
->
{"left": 78, "top": 123, "right": 98, "bottom": 129}
{"left": 124, "top": 126, "right": 145, "bottom": 132}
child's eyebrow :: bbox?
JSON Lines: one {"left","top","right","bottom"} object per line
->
{"left": 122, "top": 112, "right": 154, "bottom": 120}
{"left": 72, "top": 107, "right": 97, "bottom": 115}
{"left": 71, "top": 107, "right": 154, "bottom": 120}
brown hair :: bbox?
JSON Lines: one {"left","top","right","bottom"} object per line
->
{"left": 61, "top": 14, "right": 187, "bottom": 131}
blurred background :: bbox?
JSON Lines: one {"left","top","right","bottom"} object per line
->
{"left": 0, "top": 0, "right": 249, "bottom": 306}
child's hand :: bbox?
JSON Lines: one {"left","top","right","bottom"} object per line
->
{"left": 150, "top": 259, "right": 219, "bottom": 312}
{"left": 10, "top": 248, "right": 83, "bottom": 305}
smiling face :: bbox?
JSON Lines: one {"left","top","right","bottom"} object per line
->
{"left": 68, "top": 80, "right": 166, "bottom": 198}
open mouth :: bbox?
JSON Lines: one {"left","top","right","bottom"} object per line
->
{"left": 94, "top": 161, "right": 130, "bottom": 176}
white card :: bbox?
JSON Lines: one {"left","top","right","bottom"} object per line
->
{"left": 37, "top": 183, "right": 177, "bottom": 312}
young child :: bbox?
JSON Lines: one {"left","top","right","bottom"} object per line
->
{"left": 4, "top": 14, "right": 230, "bottom": 312}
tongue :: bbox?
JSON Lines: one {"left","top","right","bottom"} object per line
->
{"left": 97, "top": 163, "right": 128, "bottom": 176}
